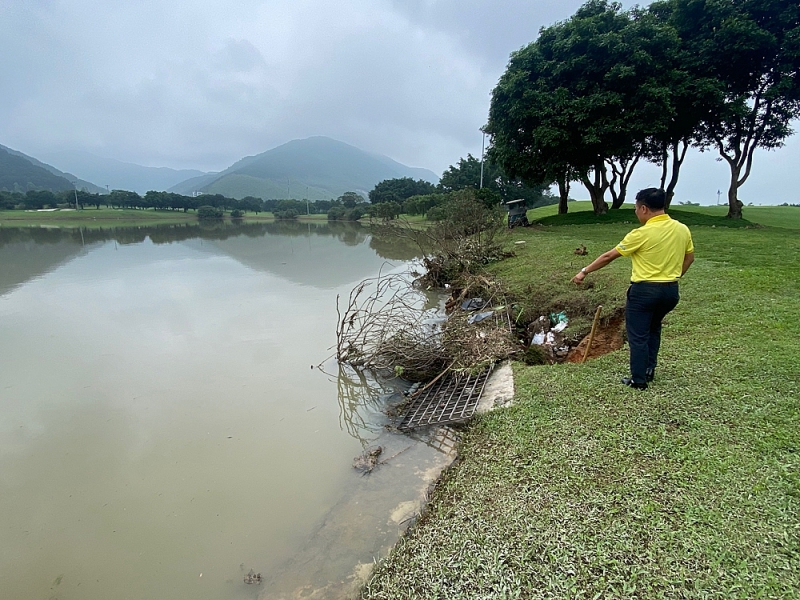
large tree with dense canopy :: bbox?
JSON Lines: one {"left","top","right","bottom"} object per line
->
{"left": 668, "top": 0, "right": 800, "bottom": 218}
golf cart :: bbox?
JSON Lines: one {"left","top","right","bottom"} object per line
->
{"left": 504, "top": 198, "right": 529, "bottom": 228}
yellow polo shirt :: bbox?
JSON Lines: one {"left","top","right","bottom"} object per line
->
{"left": 615, "top": 214, "right": 694, "bottom": 282}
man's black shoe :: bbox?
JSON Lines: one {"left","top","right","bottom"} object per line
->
{"left": 621, "top": 377, "right": 648, "bottom": 390}
{"left": 645, "top": 368, "right": 654, "bottom": 382}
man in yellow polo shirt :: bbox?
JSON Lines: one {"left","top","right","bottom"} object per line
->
{"left": 571, "top": 188, "right": 695, "bottom": 389}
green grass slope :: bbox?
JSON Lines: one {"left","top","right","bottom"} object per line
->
{"left": 530, "top": 201, "right": 800, "bottom": 230}
{"left": 362, "top": 217, "right": 800, "bottom": 598}
{"left": 676, "top": 204, "right": 800, "bottom": 229}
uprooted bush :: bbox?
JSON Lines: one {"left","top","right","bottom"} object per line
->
{"left": 420, "top": 237, "right": 512, "bottom": 289}
{"left": 336, "top": 272, "right": 447, "bottom": 381}
{"left": 334, "top": 191, "right": 522, "bottom": 381}
{"left": 401, "top": 190, "right": 510, "bottom": 287}
{"left": 439, "top": 274, "right": 520, "bottom": 370}
{"left": 336, "top": 271, "right": 520, "bottom": 381}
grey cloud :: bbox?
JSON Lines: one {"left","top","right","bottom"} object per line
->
{"left": 217, "top": 39, "right": 269, "bottom": 72}
{"left": 389, "top": 0, "right": 583, "bottom": 63}
{"left": 0, "top": 0, "right": 797, "bottom": 201}
{"left": 0, "top": 0, "right": 546, "bottom": 172}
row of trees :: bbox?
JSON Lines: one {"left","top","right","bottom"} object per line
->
{"left": 0, "top": 189, "right": 257, "bottom": 212}
{"left": 0, "top": 188, "right": 365, "bottom": 216}
{"left": 367, "top": 157, "right": 557, "bottom": 215}
{"left": 486, "top": 0, "right": 800, "bottom": 218}
{"left": 5, "top": 153, "right": 558, "bottom": 222}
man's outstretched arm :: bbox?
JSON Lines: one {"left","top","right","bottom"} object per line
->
{"left": 572, "top": 248, "right": 622, "bottom": 284}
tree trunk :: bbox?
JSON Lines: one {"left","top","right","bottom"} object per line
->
{"left": 715, "top": 94, "right": 773, "bottom": 220}
{"left": 579, "top": 165, "right": 609, "bottom": 215}
{"left": 585, "top": 184, "right": 609, "bottom": 215}
{"left": 726, "top": 172, "right": 744, "bottom": 219}
{"left": 608, "top": 154, "right": 640, "bottom": 210}
{"left": 663, "top": 140, "right": 689, "bottom": 211}
{"left": 611, "top": 188, "right": 627, "bottom": 210}
{"left": 608, "top": 168, "right": 620, "bottom": 209}
{"left": 557, "top": 177, "right": 569, "bottom": 215}
{"left": 720, "top": 149, "right": 748, "bottom": 220}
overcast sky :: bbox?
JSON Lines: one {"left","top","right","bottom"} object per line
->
{"left": 1, "top": 0, "right": 797, "bottom": 204}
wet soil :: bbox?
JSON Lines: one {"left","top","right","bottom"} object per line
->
{"left": 566, "top": 316, "right": 625, "bottom": 363}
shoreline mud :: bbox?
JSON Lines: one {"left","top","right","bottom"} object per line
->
{"left": 259, "top": 364, "right": 515, "bottom": 600}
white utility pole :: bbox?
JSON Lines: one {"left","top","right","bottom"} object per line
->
{"left": 479, "top": 130, "right": 486, "bottom": 189}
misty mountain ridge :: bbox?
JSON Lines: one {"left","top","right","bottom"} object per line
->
{"left": 169, "top": 137, "right": 439, "bottom": 200}
{"left": 0, "top": 144, "right": 105, "bottom": 194}
{"left": 2, "top": 137, "right": 438, "bottom": 200}
{"left": 36, "top": 149, "right": 209, "bottom": 195}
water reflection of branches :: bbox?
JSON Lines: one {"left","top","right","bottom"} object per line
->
{"left": 327, "top": 363, "right": 397, "bottom": 447}
{"left": 336, "top": 269, "right": 447, "bottom": 382}
{"left": 326, "top": 362, "right": 462, "bottom": 455}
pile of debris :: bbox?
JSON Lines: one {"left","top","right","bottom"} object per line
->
{"left": 352, "top": 446, "right": 383, "bottom": 472}
{"left": 244, "top": 569, "right": 262, "bottom": 585}
{"left": 527, "top": 311, "right": 572, "bottom": 361}
{"left": 336, "top": 272, "right": 519, "bottom": 381}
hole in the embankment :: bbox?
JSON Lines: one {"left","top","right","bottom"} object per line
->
{"left": 521, "top": 310, "right": 625, "bottom": 365}
{"left": 565, "top": 315, "right": 625, "bottom": 363}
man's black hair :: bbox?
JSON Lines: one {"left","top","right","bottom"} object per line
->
{"left": 635, "top": 188, "right": 666, "bottom": 210}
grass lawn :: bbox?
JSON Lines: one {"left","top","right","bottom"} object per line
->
{"left": 676, "top": 204, "right": 800, "bottom": 230}
{"left": 362, "top": 212, "right": 800, "bottom": 598}
{"left": 297, "top": 213, "right": 330, "bottom": 222}
{"left": 0, "top": 208, "right": 196, "bottom": 228}
{"left": 530, "top": 201, "right": 800, "bottom": 230}
{"left": 0, "top": 208, "right": 372, "bottom": 228}
{"left": 0, "top": 208, "right": 284, "bottom": 228}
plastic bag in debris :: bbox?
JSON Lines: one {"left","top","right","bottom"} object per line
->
{"left": 549, "top": 311, "right": 568, "bottom": 332}
{"left": 403, "top": 382, "right": 421, "bottom": 397}
{"left": 532, "top": 331, "right": 558, "bottom": 346}
{"left": 468, "top": 311, "right": 494, "bottom": 324}
{"left": 461, "top": 298, "right": 486, "bottom": 311}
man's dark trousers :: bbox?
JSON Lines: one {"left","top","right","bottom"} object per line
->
{"left": 626, "top": 281, "right": 680, "bottom": 385}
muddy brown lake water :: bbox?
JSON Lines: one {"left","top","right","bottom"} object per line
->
{"left": 0, "top": 221, "right": 452, "bottom": 600}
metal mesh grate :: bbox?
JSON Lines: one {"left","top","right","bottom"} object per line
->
{"left": 398, "top": 366, "right": 494, "bottom": 430}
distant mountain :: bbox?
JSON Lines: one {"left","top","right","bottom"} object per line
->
{"left": 0, "top": 144, "right": 104, "bottom": 194}
{"left": 169, "top": 137, "right": 439, "bottom": 200}
{"left": 1, "top": 147, "right": 76, "bottom": 193}
{"left": 165, "top": 172, "right": 222, "bottom": 195}
{"left": 36, "top": 149, "right": 208, "bottom": 195}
